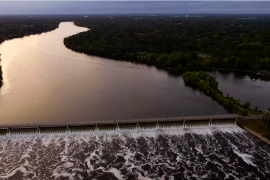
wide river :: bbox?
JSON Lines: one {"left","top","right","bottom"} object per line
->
{"left": 0, "top": 22, "right": 269, "bottom": 125}
{"left": 1, "top": 22, "right": 270, "bottom": 180}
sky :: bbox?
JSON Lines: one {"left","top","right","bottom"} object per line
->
{"left": 1, "top": 1, "right": 270, "bottom": 14}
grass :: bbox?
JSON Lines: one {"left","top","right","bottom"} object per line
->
{"left": 243, "top": 107, "right": 263, "bottom": 115}
{"left": 234, "top": 104, "right": 263, "bottom": 116}
{"left": 242, "top": 120, "right": 270, "bottom": 138}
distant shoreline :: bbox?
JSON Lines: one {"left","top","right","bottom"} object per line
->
{"left": 212, "top": 67, "right": 254, "bottom": 74}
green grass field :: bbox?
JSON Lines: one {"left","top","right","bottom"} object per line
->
{"left": 242, "top": 120, "right": 270, "bottom": 138}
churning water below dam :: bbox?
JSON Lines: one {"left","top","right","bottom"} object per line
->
{"left": 0, "top": 125, "right": 270, "bottom": 180}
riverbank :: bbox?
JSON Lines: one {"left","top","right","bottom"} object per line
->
{"left": 238, "top": 119, "right": 270, "bottom": 145}
{"left": 212, "top": 67, "right": 254, "bottom": 74}
{"left": 183, "top": 71, "right": 262, "bottom": 116}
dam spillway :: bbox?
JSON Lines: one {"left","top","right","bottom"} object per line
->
{"left": 0, "top": 115, "right": 270, "bottom": 179}
{"left": 0, "top": 114, "right": 240, "bottom": 135}
{"left": 0, "top": 125, "right": 270, "bottom": 179}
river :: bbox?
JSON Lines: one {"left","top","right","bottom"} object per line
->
{"left": 0, "top": 22, "right": 227, "bottom": 125}
{"left": 211, "top": 72, "right": 270, "bottom": 111}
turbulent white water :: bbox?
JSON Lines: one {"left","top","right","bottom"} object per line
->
{"left": 0, "top": 126, "right": 270, "bottom": 180}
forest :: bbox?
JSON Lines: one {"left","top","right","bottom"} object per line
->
{"left": 0, "top": 15, "right": 69, "bottom": 44}
{"left": 64, "top": 15, "right": 270, "bottom": 73}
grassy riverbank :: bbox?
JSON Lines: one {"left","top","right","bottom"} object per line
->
{"left": 239, "top": 120, "right": 270, "bottom": 140}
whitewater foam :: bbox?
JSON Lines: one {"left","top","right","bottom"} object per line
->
{"left": 0, "top": 125, "right": 269, "bottom": 180}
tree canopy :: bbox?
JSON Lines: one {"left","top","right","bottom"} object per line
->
{"left": 64, "top": 15, "right": 270, "bottom": 72}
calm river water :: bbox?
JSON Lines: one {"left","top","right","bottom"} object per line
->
{"left": 211, "top": 72, "right": 270, "bottom": 111}
{"left": 0, "top": 22, "right": 268, "bottom": 125}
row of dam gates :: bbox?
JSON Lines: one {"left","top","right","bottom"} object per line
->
{"left": 0, "top": 113, "right": 264, "bottom": 136}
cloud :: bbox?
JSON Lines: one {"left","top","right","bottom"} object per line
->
{"left": 0, "top": 1, "right": 270, "bottom": 14}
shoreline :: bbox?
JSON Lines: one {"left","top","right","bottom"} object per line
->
{"left": 212, "top": 67, "right": 254, "bottom": 74}
{"left": 243, "top": 126, "right": 270, "bottom": 145}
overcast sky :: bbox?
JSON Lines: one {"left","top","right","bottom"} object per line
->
{"left": 1, "top": 1, "right": 270, "bottom": 14}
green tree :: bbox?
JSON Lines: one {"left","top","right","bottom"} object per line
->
{"left": 202, "top": 58, "right": 211, "bottom": 67}
{"left": 251, "top": 64, "right": 260, "bottom": 72}
{"left": 243, "top": 101, "right": 251, "bottom": 109}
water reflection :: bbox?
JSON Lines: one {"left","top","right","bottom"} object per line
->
{"left": 211, "top": 71, "right": 270, "bottom": 110}
{"left": 0, "top": 22, "right": 227, "bottom": 125}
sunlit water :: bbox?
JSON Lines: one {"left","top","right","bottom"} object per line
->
{"left": 0, "top": 126, "right": 270, "bottom": 179}
{"left": 0, "top": 22, "right": 227, "bottom": 125}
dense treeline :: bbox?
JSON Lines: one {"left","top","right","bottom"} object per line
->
{"left": 0, "top": 16, "right": 64, "bottom": 44}
{"left": 64, "top": 15, "right": 270, "bottom": 72}
{"left": 183, "top": 71, "right": 259, "bottom": 115}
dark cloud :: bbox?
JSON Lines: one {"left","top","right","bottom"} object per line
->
{"left": 0, "top": 1, "right": 270, "bottom": 14}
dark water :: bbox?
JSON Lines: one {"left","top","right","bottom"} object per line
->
{"left": 0, "top": 22, "right": 227, "bottom": 125}
{"left": 0, "top": 126, "right": 270, "bottom": 180}
{"left": 211, "top": 72, "right": 270, "bottom": 111}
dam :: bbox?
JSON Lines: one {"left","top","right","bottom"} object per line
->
{"left": 0, "top": 115, "right": 269, "bottom": 179}
{"left": 0, "top": 114, "right": 259, "bottom": 136}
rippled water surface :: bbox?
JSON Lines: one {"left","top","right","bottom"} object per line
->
{"left": 0, "top": 22, "right": 227, "bottom": 125}
{"left": 0, "top": 126, "right": 270, "bottom": 180}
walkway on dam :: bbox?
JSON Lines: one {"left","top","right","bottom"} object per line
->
{"left": 0, "top": 114, "right": 261, "bottom": 135}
